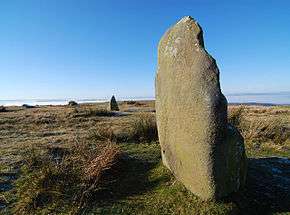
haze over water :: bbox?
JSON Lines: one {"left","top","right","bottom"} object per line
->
{"left": 226, "top": 92, "right": 290, "bottom": 105}
{"left": 0, "top": 92, "right": 289, "bottom": 106}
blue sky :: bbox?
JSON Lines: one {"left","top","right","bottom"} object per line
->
{"left": 0, "top": 0, "right": 289, "bottom": 100}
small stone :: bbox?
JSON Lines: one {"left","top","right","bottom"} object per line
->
{"left": 68, "top": 101, "right": 78, "bottom": 106}
{"left": 22, "top": 104, "right": 34, "bottom": 109}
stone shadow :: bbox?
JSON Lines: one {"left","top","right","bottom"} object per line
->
{"left": 79, "top": 155, "right": 162, "bottom": 214}
{"left": 233, "top": 157, "right": 290, "bottom": 214}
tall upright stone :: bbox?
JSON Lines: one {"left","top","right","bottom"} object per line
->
{"left": 155, "top": 16, "right": 247, "bottom": 200}
{"left": 109, "top": 95, "right": 119, "bottom": 111}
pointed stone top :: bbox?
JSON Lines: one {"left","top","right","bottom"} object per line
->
{"left": 175, "top": 16, "right": 204, "bottom": 48}
{"left": 177, "top": 16, "right": 195, "bottom": 23}
{"left": 109, "top": 95, "right": 119, "bottom": 111}
{"left": 176, "top": 16, "right": 199, "bottom": 28}
{"left": 158, "top": 16, "right": 205, "bottom": 60}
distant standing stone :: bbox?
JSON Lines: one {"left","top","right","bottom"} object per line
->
{"left": 109, "top": 95, "right": 119, "bottom": 111}
{"left": 155, "top": 16, "right": 247, "bottom": 200}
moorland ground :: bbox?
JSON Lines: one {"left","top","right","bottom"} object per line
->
{"left": 0, "top": 101, "right": 289, "bottom": 215}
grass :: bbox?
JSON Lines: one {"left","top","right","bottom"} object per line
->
{"left": 87, "top": 143, "right": 239, "bottom": 215}
{"left": 229, "top": 105, "right": 290, "bottom": 146}
{"left": 228, "top": 105, "right": 245, "bottom": 129}
{"left": 243, "top": 117, "right": 289, "bottom": 144}
{"left": 8, "top": 140, "right": 124, "bottom": 215}
{"left": 129, "top": 112, "right": 158, "bottom": 143}
{"left": 72, "top": 107, "right": 115, "bottom": 117}
{"left": 0, "top": 102, "right": 289, "bottom": 214}
{"left": 88, "top": 124, "right": 116, "bottom": 142}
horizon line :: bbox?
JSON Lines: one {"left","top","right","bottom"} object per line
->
{"left": 0, "top": 91, "right": 289, "bottom": 101}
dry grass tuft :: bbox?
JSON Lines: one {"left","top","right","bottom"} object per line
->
{"left": 243, "top": 118, "right": 289, "bottom": 145}
{"left": 78, "top": 144, "right": 123, "bottom": 211}
{"left": 228, "top": 105, "right": 245, "bottom": 129}
{"left": 73, "top": 108, "right": 114, "bottom": 117}
{"left": 251, "top": 107, "right": 290, "bottom": 115}
{"left": 124, "top": 101, "right": 144, "bottom": 106}
{"left": 228, "top": 105, "right": 289, "bottom": 145}
{"left": 84, "top": 144, "right": 122, "bottom": 181}
{"left": 129, "top": 113, "right": 158, "bottom": 143}
{"left": 12, "top": 139, "right": 124, "bottom": 214}
{"left": 88, "top": 124, "right": 116, "bottom": 142}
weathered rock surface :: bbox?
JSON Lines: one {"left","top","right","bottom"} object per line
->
{"left": 155, "top": 16, "right": 247, "bottom": 200}
{"left": 109, "top": 95, "right": 119, "bottom": 111}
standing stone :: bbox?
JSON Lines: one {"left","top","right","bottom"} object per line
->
{"left": 155, "top": 16, "right": 247, "bottom": 200}
{"left": 109, "top": 95, "right": 119, "bottom": 111}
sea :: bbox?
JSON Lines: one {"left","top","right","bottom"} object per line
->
{"left": 0, "top": 93, "right": 289, "bottom": 107}
{"left": 0, "top": 97, "right": 152, "bottom": 107}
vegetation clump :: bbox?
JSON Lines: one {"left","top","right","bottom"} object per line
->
{"left": 125, "top": 100, "right": 137, "bottom": 105}
{"left": 124, "top": 101, "right": 143, "bottom": 106}
{"left": 243, "top": 118, "right": 289, "bottom": 145}
{"left": 228, "top": 106, "right": 290, "bottom": 146}
{"left": 89, "top": 109, "right": 115, "bottom": 117}
{"left": 129, "top": 113, "right": 158, "bottom": 143}
{"left": 89, "top": 125, "right": 116, "bottom": 142}
{"left": 73, "top": 108, "right": 115, "bottom": 117}
{"left": 0, "top": 106, "right": 7, "bottom": 112}
{"left": 228, "top": 105, "right": 245, "bottom": 129}
{"left": 11, "top": 141, "right": 124, "bottom": 214}
{"left": 68, "top": 101, "right": 78, "bottom": 106}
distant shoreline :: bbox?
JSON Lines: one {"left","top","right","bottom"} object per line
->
{"left": 0, "top": 98, "right": 154, "bottom": 107}
{"left": 0, "top": 92, "right": 290, "bottom": 107}
{"left": 228, "top": 102, "right": 290, "bottom": 107}
{"left": 0, "top": 99, "right": 289, "bottom": 107}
